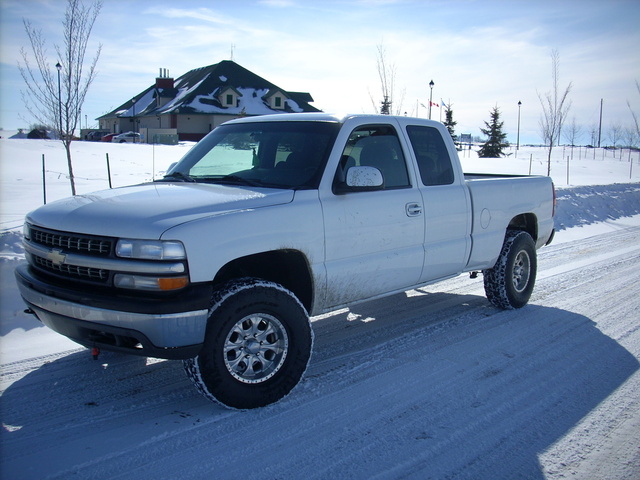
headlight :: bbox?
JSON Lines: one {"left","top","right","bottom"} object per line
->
{"left": 116, "top": 239, "right": 186, "bottom": 260}
{"left": 23, "top": 223, "right": 31, "bottom": 240}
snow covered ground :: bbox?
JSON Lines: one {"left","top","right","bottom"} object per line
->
{"left": 1, "top": 135, "right": 639, "bottom": 479}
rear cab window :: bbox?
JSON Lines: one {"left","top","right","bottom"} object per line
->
{"left": 406, "top": 125, "right": 455, "bottom": 186}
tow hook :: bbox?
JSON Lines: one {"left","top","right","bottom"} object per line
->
{"left": 23, "top": 308, "right": 35, "bottom": 315}
{"left": 470, "top": 271, "right": 480, "bottom": 279}
{"left": 91, "top": 346, "right": 100, "bottom": 361}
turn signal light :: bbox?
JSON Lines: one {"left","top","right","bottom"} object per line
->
{"left": 114, "top": 274, "right": 189, "bottom": 291}
{"left": 158, "top": 277, "right": 189, "bottom": 291}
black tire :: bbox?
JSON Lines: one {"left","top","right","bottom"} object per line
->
{"left": 184, "top": 278, "right": 313, "bottom": 409}
{"left": 483, "top": 230, "right": 537, "bottom": 310}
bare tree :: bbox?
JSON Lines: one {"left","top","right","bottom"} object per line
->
{"left": 538, "top": 49, "right": 572, "bottom": 176}
{"left": 589, "top": 123, "right": 599, "bottom": 146}
{"left": 370, "top": 44, "right": 405, "bottom": 115}
{"left": 627, "top": 79, "right": 640, "bottom": 138}
{"left": 377, "top": 44, "right": 394, "bottom": 114}
{"left": 18, "top": 0, "right": 103, "bottom": 196}
{"left": 623, "top": 126, "right": 638, "bottom": 162}
{"left": 563, "top": 116, "right": 582, "bottom": 159}
{"left": 607, "top": 122, "right": 623, "bottom": 158}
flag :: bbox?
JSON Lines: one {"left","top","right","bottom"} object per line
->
{"left": 441, "top": 100, "right": 447, "bottom": 108}
{"left": 430, "top": 101, "right": 439, "bottom": 107}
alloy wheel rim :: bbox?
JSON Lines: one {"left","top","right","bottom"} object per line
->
{"left": 223, "top": 314, "right": 289, "bottom": 384}
{"left": 512, "top": 250, "right": 531, "bottom": 293}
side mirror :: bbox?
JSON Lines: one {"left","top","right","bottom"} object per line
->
{"left": 334, "top": 166, "right": 384, "bottom": 194}
{"left": 346, "top": 166, "right": 384, "bottom": 189}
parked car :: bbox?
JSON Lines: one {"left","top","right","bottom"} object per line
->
{"left": 86, "top": 131, "right": 109, "bottom": 141}
{"left": 101, "top": 133, "right": 117, "bottom": 142}
{"left": 112, "top": 132, "right": 142, "bottom": 143}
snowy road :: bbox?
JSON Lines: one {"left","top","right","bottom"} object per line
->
{"left": 1, "top": 224, "right": 639, "bottom": 479}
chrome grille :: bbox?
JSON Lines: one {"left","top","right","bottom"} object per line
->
{"left": 31, "top": 226, "right": 113, "bottom": 256}
{"left": 27, "top": 225, "right": 114, "bottom": 284}
{"left": 33, "top": 256, "right": 109, "bottom": 282}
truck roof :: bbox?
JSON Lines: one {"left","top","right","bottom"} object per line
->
{"left": 223, "top": 112, "right": 440, "bottom": 126}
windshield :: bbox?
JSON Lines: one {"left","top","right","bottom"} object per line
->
{"left": 161, "top": 121, "right": 340, "bottom": 189}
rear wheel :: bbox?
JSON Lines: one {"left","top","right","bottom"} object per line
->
{"left": 483, "top": 230, "right": 537, "bottom": 309}
{"left": 184, "top": 278, "right": 312, "bottom": 409}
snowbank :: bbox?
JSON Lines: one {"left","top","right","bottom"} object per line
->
{"left": 1, "top": 137, "right": 639, "bottom": 480}
{"left": 1, "top": 137, "right": 639, "bottom": 251}
{"left": 555, "top": 183, "right": 640, "bottom": 230}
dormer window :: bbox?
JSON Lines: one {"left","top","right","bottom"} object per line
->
{"left": 219, "top": 87, "right": 241, "bottom": 108}
{"left": 268, "top": 92, "right": 286, "bottom": 110}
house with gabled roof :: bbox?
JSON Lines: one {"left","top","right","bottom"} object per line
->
{"left": 97, "top": 60, "right": 321, "bottom": 142}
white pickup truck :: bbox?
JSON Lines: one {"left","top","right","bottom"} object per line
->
{"left": 16, "top": 113, "right": 555, "bottom": 409}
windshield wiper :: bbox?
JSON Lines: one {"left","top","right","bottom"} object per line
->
{"left": 202, "top": 175, "right": 264, "bottom": 187}
{"left": 160, "top": 171, "right": 196, "bottom": 183}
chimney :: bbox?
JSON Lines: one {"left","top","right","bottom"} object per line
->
{"left": 155, "top": 68, "right": 174, "bottom": 89}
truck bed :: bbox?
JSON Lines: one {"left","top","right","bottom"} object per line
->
{"left": 464, "top": 172, "right": 535, "bottom": 180}
{"left": 463, "top": 173, "right": 555, "bottom": 270}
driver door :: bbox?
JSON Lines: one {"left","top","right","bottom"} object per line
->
{"left": 320, "top": 123, "right": 425, "bottom": 308}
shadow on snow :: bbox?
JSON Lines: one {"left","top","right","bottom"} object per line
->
{"left": 1, "top": 290, "right": 638, "bottom": 479}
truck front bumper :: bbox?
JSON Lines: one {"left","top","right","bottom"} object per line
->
{"left": 15, "top": 264, "right": 209, "bottom": 359}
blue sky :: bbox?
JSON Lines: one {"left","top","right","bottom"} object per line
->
{"left": 1, "top": 0, "right": 639, "bottom": 145}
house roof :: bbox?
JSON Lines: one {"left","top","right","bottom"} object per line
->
{"left": 98, "top": 60, "right": 321, "bottom": 119}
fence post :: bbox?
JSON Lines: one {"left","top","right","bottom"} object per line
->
{"left": 106, "top": 153, "right": 112, "bottom": 188}
{"left": 42, "top": 154, "right": 46, "bottom": 204}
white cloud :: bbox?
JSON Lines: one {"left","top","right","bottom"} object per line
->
{"left": 2, "top": 0, "right": 639, "bottom": 145}
{"left": 258, "top": 0, "right": 298, "bottom": 7}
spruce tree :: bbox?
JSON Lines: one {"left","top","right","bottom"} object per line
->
{"left": 478, "top": 106, "right": 509, "bottom": 158}
{"left": 443, "top": 105, "right": 458, "bottom": 144}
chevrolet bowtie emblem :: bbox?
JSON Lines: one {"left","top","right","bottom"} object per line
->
{"left": 46, "top": 249, "right": 67, "bottom": 266}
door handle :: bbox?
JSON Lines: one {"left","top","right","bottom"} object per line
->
{"left": 406, "top": 203, "right": 422, "bottom": 217}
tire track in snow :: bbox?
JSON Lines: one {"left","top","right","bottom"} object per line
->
{"left": 1, "top": 227, "right": 639, "bottom": 479}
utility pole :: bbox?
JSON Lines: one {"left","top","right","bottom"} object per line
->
{"left": 597, "top": 98, "right": 603, "bottom": 148}
{"left": 517, "top": 100, "right": 522, "bottom": 152}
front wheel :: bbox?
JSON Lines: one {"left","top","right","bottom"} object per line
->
{"left": 184, "top": 278, "right": 313, "bottom": 409}
{"left": 483, "top": 230, "right": 537, "bottom": 309}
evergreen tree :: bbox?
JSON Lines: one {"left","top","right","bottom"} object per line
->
{"left": 478, "top": 106, "right": 509, "bottom": 158}
{"left": 443, "top": 105, "right": 458, "bottom": 144}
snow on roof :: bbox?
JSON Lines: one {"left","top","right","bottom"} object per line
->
{"left": 100, "top": 60, "right": 319, "bottom": 120}
{"left": 158, "top": 75, "right": 210, "bottom": 114}
{"left": 120, "top": 88, "right": 158, "bottom": 117}
{"left": 189, "top": 87, "right": 278, "bottom": 115}
{"left": 286, "top": 98, "right": 304, "bottom": 113}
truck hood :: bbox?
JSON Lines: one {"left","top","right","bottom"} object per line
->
{"left": 26, "top": 182, "right": 295, "bottom": 239}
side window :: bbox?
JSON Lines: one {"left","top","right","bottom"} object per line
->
{"left": 338, "top": 124, "right": 410, "bottom": 189}
{"left": 406, "top": 125, "right": 455, "bottom": 186}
